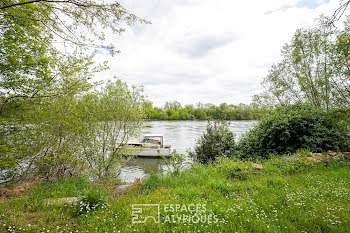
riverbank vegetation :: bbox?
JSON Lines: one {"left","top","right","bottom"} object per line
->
{"left": 188, "top": 103, "right": 349, "bottom": 164}
{"left": 236, "top": 103, "right": 350, "bottom": 160}
{"left": 189, "top": 121, "right": 236, "bottom": 164}
{"left": 143, "top": 101, "right": 267, "bottom": 120}
{"left": 1, "top": 154, "right": 349, "bottom": 232}
{"left": 1, "top": 1, "right": 350, "bottom": 232}
{"left": 0, "top": 1, "right": 147, "bottom": 184}
{"left": 1, "top": 79, "right": 145, "bottom": 183}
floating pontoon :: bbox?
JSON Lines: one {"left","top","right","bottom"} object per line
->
{"left": 125, "top": 135, "right": 173, "bottom": 157}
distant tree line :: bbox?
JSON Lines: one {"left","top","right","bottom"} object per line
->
{"left": 143, "top": 101, "right": 268, "bottom": 120}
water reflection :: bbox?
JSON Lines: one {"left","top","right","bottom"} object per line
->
{"left": 119, "top": 157, "right": 167, "bottom": 183}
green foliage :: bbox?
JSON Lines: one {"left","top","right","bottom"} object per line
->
{"left": 26, "top": 177, "right": 92, "bottom": 210}
{"left": 78, "top": 80, "right": 144, "bottom": 180}
{"left": 264, "top": 156, "right": 310, "bottom": 176}
{"left": 216, "top": 158, "right": 253, "bottom": 180}
{"left": 161, "top": 152, "right": 187, "bottom": 175}
{"left": 0, "top": 128, "right": 16, "bottom": 181}
{"left": 1, "top": 157, "right": 350, "bottom": 232}
{"left": 189, "top": 121, "right": 236, "bottom": 164}
{"left": 0, "top": 2, "right": 112, "bottom": 118}
{"left": 327, "top": 107, "right": 350, "bottom": 134}
{"left": 261, "top": 16, "right": 350, "bottom": 108}
{"left": 1, "top": 80, "right": 144, "bottom": 182}
{"left": 164, "top": 101, "right": 182, "bottom": 111}
{"left": 143, "top": 101, "right": 266, "bottom": 120}
{"left": 0, "top": 0, "right": 147, "bottom": 42}
{"left": 31, "top": 177, "right": 92, "bottom": 199}
{"left": 74, "top": 190, "right": 108, "bottom": 216}
{"left": 0, "top": 1, "right": 147, "bottom": 182}
{"left": 209, "top": 179, "right": 231, "bottom": 195}
{"left": 0, "top": 3, "right": 53, "bottom": 111}
{"left": 237, "top": 103, "right": 350, "bottom": 159}
{"left": 142, "top": 173, "right": 162, "bottom": 192}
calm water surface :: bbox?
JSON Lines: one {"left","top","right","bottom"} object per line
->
{"left": 119, "top": 120, "right": 257, "bottom": 183}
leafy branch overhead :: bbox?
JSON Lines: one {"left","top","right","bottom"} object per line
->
{"left": 256, "top": 16, "right": 350, "bottom": 109}
{"left": 0, "top": 0, "right": 150, "bottom": 53}
{"left": 0, "top": 0, "right": 149, "bottom": 116}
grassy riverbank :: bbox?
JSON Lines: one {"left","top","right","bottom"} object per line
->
{"left": 1, "top": 155, "right": 349, "bottom": 232}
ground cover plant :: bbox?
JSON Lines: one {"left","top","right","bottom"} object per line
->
{"left": 0, "top": 154, "right": 349, "bottom": 232}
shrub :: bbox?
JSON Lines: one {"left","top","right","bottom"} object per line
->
{"left": 161, "top": 152, "right": 187, "bottom": 176}
{"left": 74, "top": 189, "right": 108, "bottom": 215}
{"left": 189, "top": 121, "right": 236, "bottom": 164}
{"left": 237, "top": 103, "right": 350, "bottom": 159}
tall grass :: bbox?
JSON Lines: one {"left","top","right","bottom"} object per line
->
{"left": 0, "top": 156, "right": 349, "bottom": 232}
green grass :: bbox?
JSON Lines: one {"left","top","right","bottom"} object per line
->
{"left": 0, "top": 157, "right": 349, "bottom": 232}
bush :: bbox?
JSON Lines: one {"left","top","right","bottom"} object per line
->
{"left": 237, "top": 103, "right": 350, "bottom": 159}
{"left": 74, "top": 189, "right": 108, "bottom": 215}
{"left": 161, "top": 152, "right": 187, "bottom": 176}
{"left": 189, "top": 121, "right": 236, "bottom": 164}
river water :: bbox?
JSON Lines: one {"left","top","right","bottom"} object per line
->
{"left": 119, "top": 120, "right": 257, "bottom": 183}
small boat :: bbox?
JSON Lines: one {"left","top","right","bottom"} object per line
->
{"left": 125, "top": 135, "right": 174, "bottom": 157}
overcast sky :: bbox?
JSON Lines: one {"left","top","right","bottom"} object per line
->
{"left": 93, "top": 0, "right": 345, "bottom": 107}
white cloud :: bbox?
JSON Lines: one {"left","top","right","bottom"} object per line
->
{"left": 93, "top": 0, "right": 345, "bottom": 107}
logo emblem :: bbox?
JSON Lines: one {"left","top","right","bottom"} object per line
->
{"left": 132, "top": 204, "right": 160, "bottom": 224}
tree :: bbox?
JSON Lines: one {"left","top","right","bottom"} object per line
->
{"left": 251, "top": 93, "right": 276, "bottom": 110}
{"left": 143, "top": 100, "right": 264, "bottom": 121}
{"left": 1, "top": 80, "right": 144, "bottom": 181}
{"left": 0, "top": 1, "right": 148, "bottom": 51}
{"left": 0, "top": 1, "right": 149, "bottom": 182}
{"left": 79, "top": 80, "right": 144, "bottom": 180}
{"left": 0, "top": 0, "right": 148, "bottom": 117}
{"left": 164, "top": 101, "right": 182, "bottom": 111}
{"left": 1, "top": 77, "right": 92, "bottom": 180}
{"left": 142, "top": 101, "right": 156, "bottom": 119}
{"left": 331, "top": 19, "right": 350, "bottom": 107}
{"left": 262, "top": 17, "right": 350, "bottom": 109}
{"left": 189, "top": 121, "right": 236, "bottom": 164}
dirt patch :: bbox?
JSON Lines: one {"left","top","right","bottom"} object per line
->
{"left": 0, "top": 181, "right": 40, "bottom": 199}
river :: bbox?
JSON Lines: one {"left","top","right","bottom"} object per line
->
{"left": 119, "top": 120, "right": 257, "bottom": 183}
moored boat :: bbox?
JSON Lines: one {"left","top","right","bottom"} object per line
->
{"left": 125, "top": 135, "right": 174, "bottom": 157}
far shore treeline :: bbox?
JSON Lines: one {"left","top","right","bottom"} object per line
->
{"left": 143, "top": 101, "right": 267, "bottom": 120}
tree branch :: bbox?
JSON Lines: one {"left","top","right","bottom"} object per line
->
{"left": 0, "top": 0, "right": 108, "bottom": 10}
{"left": 1, "top": 0, "right": 47, "bottom": 10}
